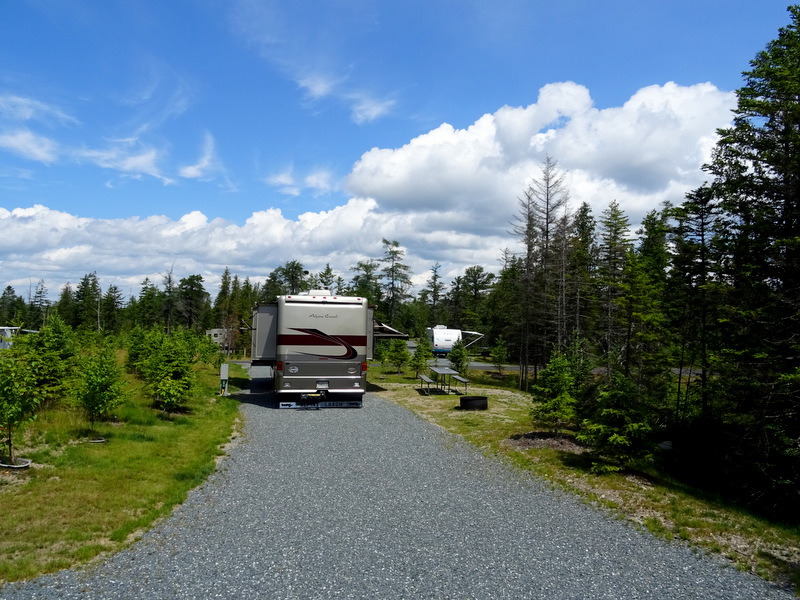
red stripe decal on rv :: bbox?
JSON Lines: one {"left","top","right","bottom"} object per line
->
{"left": 278, "top": 329, "right": 362, "bottom": 359}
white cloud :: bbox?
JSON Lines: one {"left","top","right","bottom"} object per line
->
{"left": 0, "top": 91, "right": 179, "bottom": 184}
{"left": 179, "top": 132, "right": 216, "bottom": 179}
{"left": 267, "top": 167, "right": 300, "bottom": 196}
{"left": 0, "top": 129, "right": 59, "bottom": 163}
{"left": 231, "top": 0, "right": 394, "bottom": 123}
{"left": 348, "top": 93, "right": 396, "bottom": 124}
{"left": 297, "top": 73, "right": 340, "bottom": 100}
{"left": 75, "top": 141, "right": 174, "bottom": 185}
{"left": 178, "top": 131, "right": 234, "bottom": 191}
{"left": 304, "top": 169, "right": 334, "bottom": 195}
{"left": 1, "top": 81, "right": 736, "bottom": 299}
{"left": 348, "top": 81, "right": 735, "bottom": 230}
{"left": 0, "top": 94, "right": 79, "bottom": 125}
{"left": 268, "top": 166, "right": 336, "bottom": 197}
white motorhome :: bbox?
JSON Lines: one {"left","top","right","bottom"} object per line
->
{"left": 426, "top": 325, "right": 484, "bottom": 357}
{"left": 251, "top": 291, "right": 404, "bottom": 408}
{"left": 0, "top": 327, "right": 37, "bottom": 350}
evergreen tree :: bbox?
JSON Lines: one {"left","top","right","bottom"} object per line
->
{"left": 380, "top": 239, "right": 412, "bottom": 324}
{"left": 317, "top": 263, "right": 336, "bottom": 292}
{"left": 443, "top": 276, "right": 465, "bottom": 330}
{"left": 596, "top": 200, "right": 632, "bottom": 376}
{"left": 618, "top": 249, "right": 672, "bottom": 415}
{"left": 55, "top": 283, "right": 77, "bottom": 327}
{"left": 387, "top": 338, "right": 411, "bottom": 374}
{"left": 565, "top": 202, "right": 597, "bottom": 342}
{"left": 490, "top": 337, "right": 509, "bottom": 375}
{"left": 100, "top": 285, "right": 124, "bottom": 333}
{"left": 178, "top": 274, "right": 210, "bottom": 332}
{"left": 15, "top": 314, "right": 75, "bottom": 407}
{"left": 690, "top": 5, "right": 800, "bottom": 514}
{"left": 531, "top": 353, "right": 577, "bottom": 435}
{"left": 410, "top": 338, "right": 433, "bottom": 377}
{"left": 577, "top": 373, "right": 655, "bottom": 474}
{"left": 259, "top": 271, "right": 285, "bottom": 304}
{"left": 74, "top": 272, "right": 102, "bottom": 331}
{"left": 483, "top": 252, "right": 525, "bottom": 372}
{"left": 334, "top": 276, "right": 348, "bottom": 296}
{"left": 162, "top": 268, "right": 179, "bottom": 334}
{"left": 669, "top": 185, "right": 720, "bottom": 422}
{"left": 28, "top": 279, "right": 49, "bottom": 330}
{"left": 350, "top": 259, "right": 382, "bottom": 305}
{"left": 422, "top": 262, "right": 445, "bottom": 325}
{"left": 461, "top": 265, "right": 494, "bottom": 331}
{"left": 273, "top": 260, "right": 306, "bottom": 295}
{"left": 511, "top": 157, "right": 572, "bottom": 385}
{"left": 0, "top": 286, "right": 23, "bottom": 326}
{"left": 214, "top": 267, "right": 233, "bottom": 327}
{"left": 136, "top": 278, "right": 163, "bottom": 328}
{"left": 447, "top": 338, "right": 469, "bottom": 376}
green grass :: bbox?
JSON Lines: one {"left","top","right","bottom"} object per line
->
{"left": 0, "top": 361, "right": 243, "bottom": 583}
{"left": 372, "top": 364, "right": 800, "bottom": 594}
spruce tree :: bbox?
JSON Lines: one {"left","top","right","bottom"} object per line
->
{"left": 690, "top": 5, "right": 800, "bottom": 515}
{"left": 596, "top": 200, "right": 632, "bottom": 377}
{"left": 380, "top": 239, "right": 412, "bottom": 325}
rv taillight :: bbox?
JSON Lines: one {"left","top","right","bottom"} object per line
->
{"left": 277, "top": 361, "right": 283, "bottom": 372}
{"left": 361, "top": 362, "right": 368, "bottom": 373}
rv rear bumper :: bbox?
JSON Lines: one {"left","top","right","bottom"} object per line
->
{"left": 277, "top": 390, "right": 363, "bottom": 409}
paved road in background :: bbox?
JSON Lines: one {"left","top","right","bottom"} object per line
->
{"left": 2, "top": 390, "right": 792, "bottom": 599}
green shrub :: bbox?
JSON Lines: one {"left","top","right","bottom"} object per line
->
{"left": 0, "top": 345, "right": 43, "bottom": 462}
{"left": 74, "top": 346, "right": 125, "bottom": 433}
{"left": 531, "top": 353, "right": 577, "bottom": 435}
{"left": 577, "top": 373, "right": 655, "bottom": 473}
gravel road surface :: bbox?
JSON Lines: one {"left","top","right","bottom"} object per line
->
{"left": 2, "top": 392, "right": 793, "bottom": 599}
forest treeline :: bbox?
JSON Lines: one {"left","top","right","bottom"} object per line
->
{"left": 2, "top": 7, "right": 800, "bottom": 520}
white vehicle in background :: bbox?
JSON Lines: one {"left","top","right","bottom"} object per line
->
{"left": 250, "top": 291, "right": 405, "bottom": 408}
{"left": 426, "top": 325, "right": 484, "bottom": 357}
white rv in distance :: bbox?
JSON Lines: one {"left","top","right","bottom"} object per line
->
{"left": 426, "top": 325, "right": 484, "bottom": 357}
{"left": 250, "top": 291, "right": 405, "bottom": 408}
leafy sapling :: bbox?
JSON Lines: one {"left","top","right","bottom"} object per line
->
{"left": 75, "top": 347, "right": 125, "bottom": 436}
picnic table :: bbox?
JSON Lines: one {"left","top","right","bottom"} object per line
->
{"left": 430, "top": 365, "right": 462, "bottom": 394}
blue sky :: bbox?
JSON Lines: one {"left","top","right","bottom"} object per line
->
{"left": 0, "top": 0, "right": 794, "bottom": 299}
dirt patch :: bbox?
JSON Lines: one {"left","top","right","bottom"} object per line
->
{"left": 504, "top": 431, "right": 586, "bottom": 454}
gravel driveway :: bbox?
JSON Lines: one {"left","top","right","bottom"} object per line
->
{"left": 2, "top": 392, "right": 793, "bottom": 599}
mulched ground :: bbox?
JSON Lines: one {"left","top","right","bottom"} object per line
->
{"left": 504, "top": 431, "right": 587, "bottom": 453}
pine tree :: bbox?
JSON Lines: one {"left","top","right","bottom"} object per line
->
{"left": 410, "top": 338, "right": 433, "bottom": 377}
{"left": 317, "top": 263, "right": 336, "bottom": 292}
{"left": 74, "top": 272, "right": 102, "bottom": 331}
{"left": 350, "top": 259, "right": 382, "bottom": 305}
{"left": 380, "top": 239, "right": 412, "bottom": 324}
{"left": 178, "top": 275, "right": 210, "bottom": 332}
{"left": 512, "top": 156, "right": 572, "bottom": 384}
{"left": 461, "top": 265, "right": 494, "bottom": 331}
{"left": 565, "top": 202, "right": 597, "bottom": 343}
{"left": 136, "top": 278, "right": 164, "bottom": 328}
{"left": 531, "top": 352, "right": 577, "bottom": 435}
{"left": 669, "top": 185, "right": 720, "bottom": 422}
{"left": 274, "top": 260, "right": 306, "bottom": 295}
{"left": 423, "top": 262, "right": 445, "bottom": 326}
{"left": 100, "top": 285, "right": 124, "bottom": 333}
{"left": 214, "top": 267, "right": 233, "bottom": 327}
{"left": 685, "top": 5, "right": 800, "bottom": 515}
{"left": 55, "top": 283, "right": 77, "bottom": 328}
{"left": 28, "top": 279, "right": 49, "bottom": 330}
{"left": 162, "top": 268, "right": 179, "bottom": 334}
{"left": 596, "top": 200, "right": 632, "bottom": 377}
